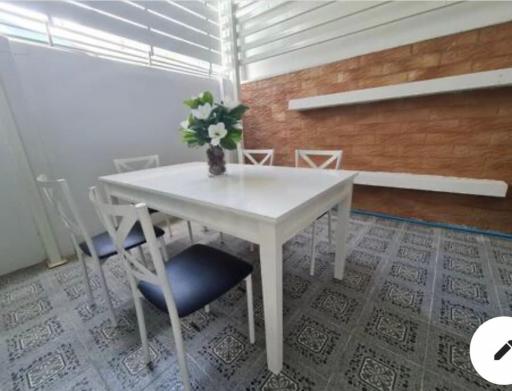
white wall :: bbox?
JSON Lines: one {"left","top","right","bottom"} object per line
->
{"left": 2, "top": 39, "right": 220, "bottom": 262}
{"left": 0, "top": 73, "right": 46, "bottom": 274}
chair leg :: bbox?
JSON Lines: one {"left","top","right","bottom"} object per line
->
{"left": 98, "top": 261, "right": 117, "bottom": 325}
{"left": 245, "top": 275, "right": 255, "bottom": 344}
{"left": 137, "top": 246, "right": 150, "bottom": 268}
{"left": 187, "top": 221, "right": 194, "bottom": 243}
{"left": 328, "top": 210, "right": 332, "bottom": 247}
{"left": 77, "top": 250, "right": 93, "bottom": 302}
{"left": 159, "top": 236, "right": 169, "bottom": 261}
{"left": 166, "top": 217, "right": 173, "bottom": 238}
{"left": 310, "top": 221, "right": 317, "bottom": 276}
{"left": 128, "top": 273, "right": 150, "bottom": 365}
{"left": 170, "top": 318, "right": 191, "bottom": 391}
{"left": 220, "top": 232, "right": 224, "bottom": 243}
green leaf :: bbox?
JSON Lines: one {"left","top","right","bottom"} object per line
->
{"left": 228, "top": 129, "right": 242, "bottom": 143}
{"left": 181, "top": 130, "right": 197, "bottom": 145}
{"left": 220, "top": 136, "right": 237, "bottom": 150}
{"left": 201, "top": 91, "right": 214, "bottom": 105}
{"left": 184, "top": 98, "right": 199, "bottom": 108}
{"left": 229, "top": 104, "right": 249, "bottom": 119}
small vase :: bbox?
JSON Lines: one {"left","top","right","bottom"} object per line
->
{"left": 206, "top": 145, "right": 226, "bottom": 176}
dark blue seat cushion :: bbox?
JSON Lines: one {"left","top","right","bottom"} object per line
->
{"left": 79, "top": 222, "right": 164, "bottom": 260}
{"left": 138, "top": 244, "right": 253, "bottom": 317}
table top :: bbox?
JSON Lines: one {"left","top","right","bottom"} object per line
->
{"left": 99, "top": 162, "right": 357, "bottom": 222}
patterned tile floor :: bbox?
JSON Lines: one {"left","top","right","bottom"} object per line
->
{"left": 1, "top": 212, "right": 511, "bottom": 390}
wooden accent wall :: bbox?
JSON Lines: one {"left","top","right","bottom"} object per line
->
{"left": 241, "top": 22, "right": 512, "bottom": 233}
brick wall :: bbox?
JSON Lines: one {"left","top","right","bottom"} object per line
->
{"left": 241, "top": 22, "right": 512, "bottom": 233}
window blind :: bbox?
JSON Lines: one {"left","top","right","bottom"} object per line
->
{"left": 0, "top": 0, "right": 222, "bottom": 79}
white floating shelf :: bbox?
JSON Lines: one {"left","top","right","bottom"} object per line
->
{"left": 289, "top": 68, "right": 512, "bottom": 110}
{"left": 349, "top": 170, "right": 508, "bottom": 198}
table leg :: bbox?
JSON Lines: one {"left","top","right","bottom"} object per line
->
{"left": 259, "top": 226, "right": 283, "bottom": 374}
{"left": 334, "top": 183, "right": 353, "bottom": 280}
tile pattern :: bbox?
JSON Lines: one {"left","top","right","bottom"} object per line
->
{"left": 396, "top": 246, "right": 433, "bottom": 265}
{"left": 337, "top": 339, "right": 422, "bottom": 390}
{"left": 442, "top": 256, "right": 484, "bottom": 279}
{"left": 361, "top": 307, "right": 427, "bottom": 359}
{"left": 437, "top": 299, "right": 491, "bottom": 337}
{"left": 7, "top": 317, "right": 64, "bottom": 362}
{"left": 309, "top": 288, "right": 361, "bottom": 326}
{"left": 285, "top": 314, "right": 344, "bottom": 373}
{"left": 0, "top": 215, "right": 511, "bottom": 391}
{"left": 441, "top": 275, "right": 489, "bottom": 305}
{"left": 11, "top": 343, "right": 82, "bottom": 391}
{"left": 378, "top": 281, "right": 425, "bottom": 314}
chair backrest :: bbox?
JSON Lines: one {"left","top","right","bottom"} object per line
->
{"left": 113, "top": 155, "right": 160, "bottom": 173}
{"left": 89, "top": 186, "right": 181, "bottom": 321}
{"left": 242, "top": 149, "right": 274, "bottom": 166}
{"left": 295, "top": 149, "right": 342, "bottom": 169}
{"left": 36, "top": 175, "right": 96, "bottom": 258}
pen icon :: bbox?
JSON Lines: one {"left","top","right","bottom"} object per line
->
{"left": 494, "top": 340, "right": 512, "bottom": 361}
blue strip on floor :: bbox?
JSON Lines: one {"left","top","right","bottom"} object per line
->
{"left": 352, "top": 208, "right": 512, "bottom": 241}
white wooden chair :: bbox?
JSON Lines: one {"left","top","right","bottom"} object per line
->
{"left": 113, "top": 154, "right": 160, "bottom": 172}
{"left": 113, "top": 155, "right": 194, "bottom": 243}
{"left": 242, "top": 149, "right": 274, "bottom": 166}
{"left": 37, "top": 176, "right": 116, "bottom": 323}
{"left": 36, "top": 175, "right": 161, "bottom": 325}
{"left": 89, "top": 186, "right": 255, "bottom": 391}
{"left": 295, "top": 150, "right": 343, "bottom": 275}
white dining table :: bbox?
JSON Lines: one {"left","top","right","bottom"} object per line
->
{"left": 99, "top": 162, "right": 357, "bottom": 374}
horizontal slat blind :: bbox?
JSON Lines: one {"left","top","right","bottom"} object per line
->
{"left": 232, "top": 0, "right": 506, "bottom": 82}
{"left": 238, "top": 1, "right": 458, "bottom": 65}
{"left": 0, "top": 0, "right": 221, "bottom": 79}
{"left": 239, "top": 1, "right": 332, "bottom": 36}
{"left": 240, "top": 1, "right": 384, "bottom": 50}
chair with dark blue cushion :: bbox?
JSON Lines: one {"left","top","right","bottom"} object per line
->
{"left": 79, "top": 222, "right": 165, "bottom": 261}
{"left": 89, "top": 186, "right": 255, "bottom": 391}
{"left": 138, "top": 244, "right": 253, "bottom": 317}
{"left": 37, "top": 176, "right": 167, "bottom": 326}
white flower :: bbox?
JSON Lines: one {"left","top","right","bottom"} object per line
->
{"left": 223, "top": 99, "right": 239, "bottom": 109}
{"left": 233, "top": 121, "right": 243, "bottom": 130}
{"left": 192, "top": 103, "right": 212, "bottom": 120}
{"left": 208, "top": 122, "right": 227, "bottom": 146}
{"left": 180, "top": 120, "right": 189, "bottom": 129}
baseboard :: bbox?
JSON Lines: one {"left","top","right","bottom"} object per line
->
{"left": 352, "top": 209, "right": 512, "bottom": 241}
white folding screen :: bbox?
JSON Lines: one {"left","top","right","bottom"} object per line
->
{"left": 0, "top": 0, "right": 222, "bottom": 79}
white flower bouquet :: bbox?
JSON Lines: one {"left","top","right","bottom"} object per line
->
{"left": 180, "top": 91, "right": 248, "bottom": 176}
{"left": 180, "top": 91, "right": 248, "bottom": 150}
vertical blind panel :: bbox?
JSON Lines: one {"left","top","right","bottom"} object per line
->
{"left": 240, "top": 1, "right": 455, "bottom": 63}
{"left": 19, "top": 1, "right": 220, "bottom": 64}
